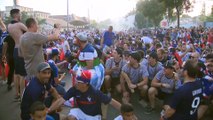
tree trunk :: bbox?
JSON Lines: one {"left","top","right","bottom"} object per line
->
{"left": 176, "top": 6, "right": 180, "bottom": 28}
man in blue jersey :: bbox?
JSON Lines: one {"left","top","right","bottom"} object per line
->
{"left": 198, "top": 53, "right": 213, "bottom": 119}
{"left": 162, "top": 60, "right": 203, "bottom": 120}
{"left": 21, "top": 62, "right": 61, "bottom": 120}
{"left": 100, "top": 26, "right": 116, "bottom": 53}
{"left": 48, "top": 70, "right": 121, "bottom": 120}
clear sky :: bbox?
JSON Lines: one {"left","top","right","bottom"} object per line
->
{"left": 0, "top": 0, "right": 137, "bottom": 21}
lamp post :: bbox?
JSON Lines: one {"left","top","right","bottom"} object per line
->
{"left": 67, "top": 0, "right": 69, "bottom": 31}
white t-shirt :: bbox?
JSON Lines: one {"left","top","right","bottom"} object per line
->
{"left": 58, "top": 40, "right": 70, "bottom": 53}
{"left": 141, "top": 36, "right": 153, "bottom": 44}
{"left": 114, "top": 115, "right": 123, "bottom": 120}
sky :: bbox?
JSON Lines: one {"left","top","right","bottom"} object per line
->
{"left": 0, "top": 0, "right": 137, "bottom": 21}
{"left": 1, "top": 0, "right": 212, "bottom": 21}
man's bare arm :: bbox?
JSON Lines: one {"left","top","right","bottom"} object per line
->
{"left": 0, "top": 18, "right": 6, "bottom": 32}
{"left": 110, "top": 98, "right": 121, "bottom": 111}
{"left": 48, "top": 97, "right": 65, "bottom": 113}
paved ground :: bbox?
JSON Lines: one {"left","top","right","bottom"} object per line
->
{"left": 0, "top": 73, "right": 212, "bottom": 120}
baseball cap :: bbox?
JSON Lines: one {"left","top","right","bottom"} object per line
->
{"left": 76, "top": 32, "right": 87, "bottom": 41}
{"left": 51, "top": 49, "right": 59, "bottom": 56}
{"left": 37, "top": 62, "right": 51, "bottom": 72}
{"left": 76, "top": 70, "right": 91, "bottom": 84}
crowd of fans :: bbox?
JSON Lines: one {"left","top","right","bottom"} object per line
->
{"left": 0, "top": 8, "right": 213, "bottom": 120}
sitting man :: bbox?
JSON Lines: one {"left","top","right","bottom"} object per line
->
{"left": 104, "top": 48, "right": 127, "bottom": 95}
{"left": 48, "top": 70, "right": 121, "bottom": 120}
{"left": 21, "top": 62, "right": 61, "bottom": 120}
{"left": 48, "top": 49, "right": 67, "bottom": 95}
{"left": 146, "top": 52, "right": 164, "bottom": 87}
{"left": 146, "top": 60, "right": 181, "bottom": 114}
{"left": 120, "top": 52, "right": 149, "bottom": 103}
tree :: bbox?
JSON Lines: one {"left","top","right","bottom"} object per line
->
{"left": 3, "top": 12, "right": 46, "bottom": 26}
{"left": 134, "top": 11, "right": 146, "bottom": 29}
{"left": 136, "top": 0, "right": 165, "bottom": 28}
{"left": 159, "top": 0, "right": 192, "bottom": 28}
{"left": 37, "top": 18, "right": 46, "bottom": 25}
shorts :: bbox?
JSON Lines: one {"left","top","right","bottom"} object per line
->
{"left": 156, "top": 90, "right": 173, "bottom": 105}
{"left": 200, "top": 96, "right": 212, "bottom": 105}
{"left": 68, "top": 108, "right": 101, "bottom": 120}
{"left": 111, "top": 77, "right": 120, "bottom": 87}
{"left": 13, "top": 48, "right": 27, "bottom": 76}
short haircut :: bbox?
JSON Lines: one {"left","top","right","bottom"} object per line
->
{"left": 30, "top": 101, "right": 46, "bottom": 114}
{"left": 157, "top": 48, "right": 165, "bottom": 55}
{"left": 183, "top": 60, "right": 199, "bottom": 78}
{"left": 206, "top": 53, "right": 213, "bottom": 61}
{"left": 120, "top": 103, "right": 134, "bottom": 114}
{"left": 26, "top": 18, "right": 36, "bottom": 28}
{"left": 155, "top": 43, "right": 162, "bottom": 49}
{"left": 138, "top": 50, "right": 144, "bottom": 58}
{"left": 10, "top": 9, "right": 20, "bottom": 18}
{"left": 149, "top": 52, "right": 158, "bottom": 61}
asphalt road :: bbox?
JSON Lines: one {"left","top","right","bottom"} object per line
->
{"left": 0, "top": 74, "right": 212, "bottom": 120}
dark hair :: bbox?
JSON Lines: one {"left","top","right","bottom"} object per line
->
{"left": 54, "top": 23, "right": 57, "bottom": 28}
{"left": 149, "top": 52, "right": 158, "bottom": 61}
{"left": 206, "top": 53, "right": 213, "bottom": 61}
{"left": 30, "top": 101, "right": 46, "bottom": 114}
{"left": 157, "top": 48, "right": 165, "bottom": 55}
{"left": 10, "top": 9, "right": 20, "bottom": 18}
{"left": 138, "top": 50, "right": 144, "bottom": 58}
{"left": 155, "top": 43, "right": 162, "bottom": 49}
{"left": 183, "top": 60, "right": 199, "bottom": 78}
{"left": 26, "top": 18, "right": 36, "bottom": 28}
{"left": 130, "top": 51, "right": 141, "bottom": 62}
{"left": 115, "top": 48, "right": 123, "bottom": 57}
{"left": 120, "top": 103, "right": 134, "bottom": 114}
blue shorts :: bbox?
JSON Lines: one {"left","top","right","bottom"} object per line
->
{"left": 13, "top": 48, "right": 27, "bottom": 76}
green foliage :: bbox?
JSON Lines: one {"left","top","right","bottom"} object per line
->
{"left": 159, "top": 0, "right": 192, "bottom": 28}
{"left": 37, "top": 18, "right": 46, "bottom": 25}
{"left": 3, "top": 11, "right": 46, "bottom": 25}
{"left": 98, "top": 19, "right": 112, "bottom": 29}
{"left": 90, "top": 20, "right": 98, "bottom": 29}
{"left": 135, "top": 0, "right": 165, "bottom": 28}
{"left": 206, "top": 15, "right": 213, "bottom": 22}
{"left": 134, "top": 11, "right": 148, "bottom": 28}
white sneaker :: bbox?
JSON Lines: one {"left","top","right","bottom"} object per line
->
{"left": 2, "top": 80, "right": 7, "bottom": 85}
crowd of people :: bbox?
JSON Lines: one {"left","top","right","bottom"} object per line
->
{"left": 0, "top": 8, "right": 213, "bottom": 120}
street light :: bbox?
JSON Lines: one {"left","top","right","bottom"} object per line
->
{"left": 67, "top": 0, "right": 69, "bottom": 31}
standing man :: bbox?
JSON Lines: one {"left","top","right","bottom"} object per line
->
{"left": 100, "top": 26, "right": 116, "bottom": 53}
{"left": 7, "top": 9, "right": 27, "bottom": 99}
{"left": 162, "top": 60, "right": 203, "bottom": 120}
{"left": 2, "top": 34, "right": 15, "bottom": 90}
{"left": 20, "top": 18, "right": 60, "bottom": 80}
